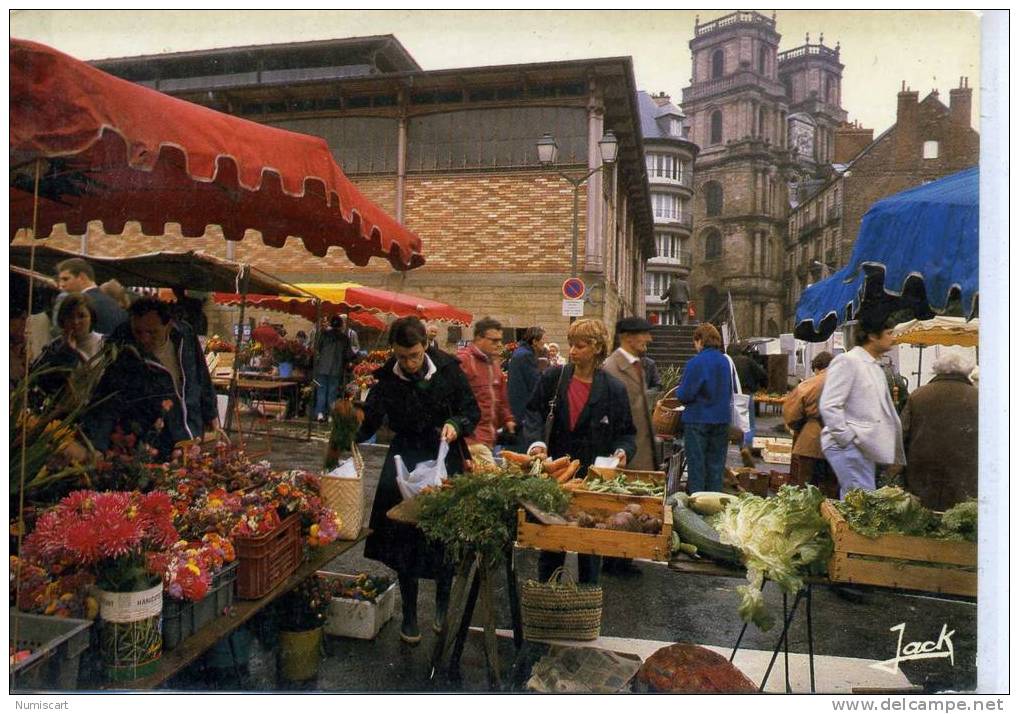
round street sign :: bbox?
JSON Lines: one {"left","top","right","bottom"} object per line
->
{"left": 562, "top": 277, "right": 586, "bottom": 300}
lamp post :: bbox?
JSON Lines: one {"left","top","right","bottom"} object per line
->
{"left": 810, "top": 259, "right": 832, "bottom": 279}
{"left": 536, "top": 131, "right": 618, "bottom": 280}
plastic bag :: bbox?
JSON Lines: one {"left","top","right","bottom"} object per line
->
{"left": 395, "top": 439, "right": 449, "bottom": 501}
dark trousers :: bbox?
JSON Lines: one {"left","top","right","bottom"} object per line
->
{"left": 683, "top": 422, "right": 729, "bottom": 493}
{"left": 790, "top": 454, "right": 840, "bottom": 499}
{"left": 538, "top": 551, "right": 602, "bottom": 585}
{"left": 668, "top": 302, "right": 688, "bottom": 325}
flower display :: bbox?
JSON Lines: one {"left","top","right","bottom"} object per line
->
{"left": 229, "top": 504, "right": 282, "bottom": 538}
{"left": 22, "top": 490, "right": 178, "bottom": 592}
{"left": 271, "top": 339, "right": 314, "bottom": 370}
{"left": 205, "top": 335, "right": 235, "bottom": 353}
{"left": 322, "top": 572, "right": 392, "bottom": 603}
{"left": 10, "top": 558, "right": 98, "bottom": 619}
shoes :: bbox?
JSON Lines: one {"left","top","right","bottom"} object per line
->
{"left": 400, "top": 620, "right": 421, "bottom": 644}
{"left": 316, "top": 413, "right": 326, "bottom": 423}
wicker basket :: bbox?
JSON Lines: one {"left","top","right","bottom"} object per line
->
{"left": 652, "top": 398, "right": 684, "bottom": 437}
{"left": 321, "top": 443, "right": 365, "bottom": 541}
{"left": 521, "top": 568, "right": 602, "bottom": 641}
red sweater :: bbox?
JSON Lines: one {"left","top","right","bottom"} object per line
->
{"left": 457, "top": 344, "right": 513, "bottom": 447}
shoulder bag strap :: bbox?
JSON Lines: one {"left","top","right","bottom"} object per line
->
{"left": 725, "top": 354, "right": 743, "bottom": 396}
{"left": 543, "top": 364, "right": 570, "bottom": 447}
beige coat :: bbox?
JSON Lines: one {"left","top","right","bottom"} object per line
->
{"left": 602, "top": 349, "right": 656, "bottom": 470}
{"left": 783, "top": 369, "right": 827, "bottom": 459}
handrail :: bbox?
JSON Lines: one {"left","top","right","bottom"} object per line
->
{"left": 778, "top": 44, "right": 840, "bottom": 62}
{"left": 695, "top": 11, "right": 775, "bottom": 37}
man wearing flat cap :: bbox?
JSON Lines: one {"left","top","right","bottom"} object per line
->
{"left": 603, "top": 317, "right": 657, "bottom": 470}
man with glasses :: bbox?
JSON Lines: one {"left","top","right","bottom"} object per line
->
{"left": 457, "top": 316, "right": 515, "bottom": 465}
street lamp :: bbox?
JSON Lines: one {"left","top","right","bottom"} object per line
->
{"left": 810, "top": 259, "right": 831, "bottom": 279}
{"left": 536, "top": 131, "right": 618, "bottom": 279}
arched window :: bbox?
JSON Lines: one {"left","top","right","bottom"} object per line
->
{"left": 758, "top": 47, "right": 767, "bottom": 75}
{"left": 710, "top": 110, "right": 723, "bottom": 145}
{"left": 704, "top": 229, "right": 723, "bottom": 260}
{"left": 704, "top": 182, "right": 723, "bottom": 217}
{"left": 711, "top": 49, "right": 724, "bottom": 79}
{"left": 701, "top": 286, "right": 722, "bottom": 320}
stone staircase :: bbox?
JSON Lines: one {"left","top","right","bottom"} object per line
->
{"left": 646, "top": 324, "right": 699, "bottom": 372}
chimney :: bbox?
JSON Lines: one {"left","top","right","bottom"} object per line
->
{"left": 895, "top": 83, "right": 920, "bottom": 168}
{"left": 834, "top": 121, "right": 874, "bottom": 163}
{"left": 652, "top": 92, "right": 672, "bottom": 107}
{"left": 949, "top": 76, "right": 973, "bottom": 127}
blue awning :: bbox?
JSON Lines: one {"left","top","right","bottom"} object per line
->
{"left": 794, "top": 167, "right": 978, "bottom": 341}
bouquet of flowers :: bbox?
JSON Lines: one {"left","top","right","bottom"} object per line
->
{"left": 10, "top": 557, "right": 98, "bottom": 619}
{"left": 236, "top": 341, "right": 265, "bottom": 368}
{"left": 205, "top": 335, "right": 235, "bottom": 354}
{"left": 322, "top": 572, "right": 392, "bottom": 603}
{"left": 147, "top": 533, "right": 236, "bottom": 603}
{"left": 272, "top": 339, "right": 314, "bottom": 370}
{"left": 274, "top": 575, "right": 333, "bottom": 631}
{"left": 229, "top": 503, "right": 282, "bottom": 539}
{"left": 22, "top": 490, "right": 179, "bottom": 593}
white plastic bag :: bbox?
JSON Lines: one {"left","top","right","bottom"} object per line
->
{"left": 395, "top": 439, "right": 449, "bottom": 501}
{"left": 725, "top": 354, "right": 752, "bottom": 435}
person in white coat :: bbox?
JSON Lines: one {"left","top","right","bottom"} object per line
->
{"left": 819, "top": 317, "right": 905, "bottom": 497}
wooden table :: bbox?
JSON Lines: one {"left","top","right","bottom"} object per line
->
{"left": 100, "top": 531, "right": 367, "bottom": 691}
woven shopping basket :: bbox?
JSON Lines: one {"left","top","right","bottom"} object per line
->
{"left": 652, "top": 398, "right": 684, "bottom": 437}
{"left": 321, "top": 442, "right": 365, "bottom": 540}
{"left": 521, "top": 567, "right": 603, "bottom": 641}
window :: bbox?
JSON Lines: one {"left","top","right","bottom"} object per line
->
{"left": 646, "top": 154, "right": 683, "bottom": 181}
{"left": 652, "top": 193, "right": 681, "bottom": 220}
{"left": 704, "top": 229, "right": 723, "bottom": 260}
{"left": 711, "top": 49, "right": 724, "bottom": 79}
{"left": 710, "top": 110, "right": 723, "bottom": 145}
{"left": 758, "top": 107, "right": 766, "bottom": 138}
{"left": 670, "top": 118, "right": 682, "bottom": 137}
{"left": 923, "top": 141, "right": 940, "bottom": 159}
{"left": 655, "top": 233, "right": 681, "bottom": 259}
{"left": 758, "top": 47, "right": 767, "bottom": 75}
{"left": 704, "top": 182, "right": 723, "bottom": 217}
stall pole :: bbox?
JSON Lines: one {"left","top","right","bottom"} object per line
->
{"left": 306, "top": 299, "right": 323, "bottom": 440}
{"left": 225, "top": 265, "right": 250, "bottom": 434}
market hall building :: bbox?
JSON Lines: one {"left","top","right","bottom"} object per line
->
{"left": 31, "top": 36, "right": 655, "bottom": 348}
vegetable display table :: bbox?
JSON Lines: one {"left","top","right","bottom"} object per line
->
{"left": 96, "top": 530, "right": 368, "bottom": 691}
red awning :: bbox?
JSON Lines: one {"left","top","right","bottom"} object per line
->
{"left": 9, "top": 39, "right": 425, "bottom": 271}
{"left": 213, "top": 292, "right": 388, "bottom": 331}
{"left": 214, "top": 282, "right": 472, "bottom": 327}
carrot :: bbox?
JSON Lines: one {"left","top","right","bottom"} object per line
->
{"left": 501, "top": 450, "right": 534, "bottom": 465}
{"left": 542, "top": 456, "right": 571, "bottom": 474}
{"left": 556, "top": 459, "right": 581, "bottom": 483}
{"left": 561, "top": 479, "right": 585, "bottom": 492}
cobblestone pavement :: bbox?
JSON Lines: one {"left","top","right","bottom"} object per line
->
{"left": 169, "top": 415, "right": 977, "bottom": 692}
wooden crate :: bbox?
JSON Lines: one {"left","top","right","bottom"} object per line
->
{"left": 581, "top": 467, "right": 666, "bottom": 505}
{"left": 821, "top": 500, "right": 976, "bottom": 597}
{"left": 516, "top": 491, "right": 673, "bottom": 562}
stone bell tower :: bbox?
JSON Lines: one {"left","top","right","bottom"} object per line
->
{"left": 681, "top": 10, "right": 792, "bottom": 338}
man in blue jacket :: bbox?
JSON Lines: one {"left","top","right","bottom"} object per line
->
{"left": 674, "top": 323, "right": 732, "bottom": 493}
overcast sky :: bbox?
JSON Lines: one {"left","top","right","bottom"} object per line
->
{"left": 11, "top": 9, "right": 982, "bottom": 134}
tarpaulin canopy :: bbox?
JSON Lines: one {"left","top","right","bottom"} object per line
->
{"left": 892, "top": 316, "right": 979, "bottom": 348}
{"left": 9, "top": 38, "right": 425, "bottom": 270}
{"left": 794, "top": 167, "right": 978, "bottom": 342}
{"left": 9, "top": 244, "right": 307, "bottom": 297}
{"left": 214, "top": 283, "right": 472, "bottom": 326}
{"left": 211, "top": 292, "right": 387, "bottom": 331}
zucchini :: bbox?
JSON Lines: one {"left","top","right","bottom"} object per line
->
{"left": 687, "top": 491, "right": 739, "bottom": 516}
{"left": 672, "top": 499, "right": 743, "bottom": 567}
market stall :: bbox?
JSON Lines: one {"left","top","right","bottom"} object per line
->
{"left": 794, "top": 167, "right": 978, "bottom": 342}
{"left": 11, "top": 38, "right": 428, "bottom": 691}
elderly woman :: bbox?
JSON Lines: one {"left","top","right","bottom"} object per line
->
{"left": 783, "top": 351, "right": 838, "bottom": 497}
{"left": 900, "top": 348, "right": 978, "bottom": 510}
{"left": 32, "top": 293, "right": 105, "bottom": 404}
{"left": 524, "top": 318, "right": 636, "bottom": 584}
{"left": 545, "top": 342, "right": 565, "bottom": 367}
{"left": 356, "top": 317, "right": 480, "bottom": 644}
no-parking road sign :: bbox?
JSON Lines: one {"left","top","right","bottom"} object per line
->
{"left": 562, "top": 277, "right": 586, "bottom": 300}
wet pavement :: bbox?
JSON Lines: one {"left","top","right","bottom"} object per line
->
{"left": 168, "top": 416, "right": 978, "bottom": 693}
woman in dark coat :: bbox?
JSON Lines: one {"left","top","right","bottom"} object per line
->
{"left": 523, "top": 318, "right": 636, "bottom": 584}
{"left": 900, "top": 349, "right": 978, "bottom": 510}
{"left": 356, "top": 317, "right": 480, "bottom": 644}
{"left": 31, "top": 293, "right": 105, "bottom": 407}
{"left": 507, "top": 326, "right": 545, "bottom": 446}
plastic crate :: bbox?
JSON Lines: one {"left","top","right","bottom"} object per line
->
{"left": 10, "top": 609, "right": 93, "bottom": 691}
{"left": 162, "top": 561, "right": 239, "bottom": 650}
{"left": 235, "top": 513, "right": 303, "bottom": 599}
{"left": 318, "top": 572, "right": 396, "bottom": 640}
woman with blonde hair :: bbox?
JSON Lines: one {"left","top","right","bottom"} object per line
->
{"left": 523, "top": 318, "right": 636, "bottom": 584}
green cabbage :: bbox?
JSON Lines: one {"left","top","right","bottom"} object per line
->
{"left": 714, "top": 485, "right": 832, "bottom": 631}
{"left": 835, "top": 486, "right": 937, "bottom": 538}
{"left": 938, "top": 499, "right": 978, "bottom": 542}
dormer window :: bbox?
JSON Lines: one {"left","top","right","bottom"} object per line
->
{"left": 923, "top": 141, "right": 940, "bottom": 159}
